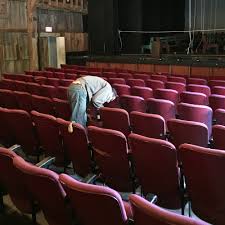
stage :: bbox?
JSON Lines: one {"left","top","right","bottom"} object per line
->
{"left": 87, "top": 54, "right": 225, "bottom": 67}
{"left": 84, "top": 54, "right": 225, "bottom": 78}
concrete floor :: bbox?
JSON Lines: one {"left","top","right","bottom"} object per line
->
{"left": 0, "top": 195, "right": 48, "bottom": 225}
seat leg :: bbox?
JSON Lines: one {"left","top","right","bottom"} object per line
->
{"left": 37, "top": 155, "right": 40, "bottom": 163}
{"left": 179, "top": 166, "right": 186, "bottom": 215}
{"left": 188, "top": 201, "right": 191, "bottom": 217}
{"left": 0, "top": 193, "right": 4, "bottom": 213}
{"left": 32, "top": 204, "right": 37, "bottom": 224}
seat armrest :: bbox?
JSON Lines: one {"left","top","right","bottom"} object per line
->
{"left": 36, "top": 156, "right": 55, "bottom": 168}
{"left": 9, "top": 144, "right": 22, "bottom": 153}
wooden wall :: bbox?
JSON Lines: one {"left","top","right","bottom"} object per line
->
{"left": 38, "top": 8, "right": 84, "bottom": 32}
{"left": 0, "top": 0, "right": 27, "bottom": 30}
{"left": 0, "top": 32, "right": 30, "bottom": 73}
{"left": 0, "top": 0, "right": 32, "bottom": 75}
{"left": 0, "top": 0, "right": 88, "bottom": 76}
{"left": 38, "top": 0, "right": 88, "bottom": 12}
{"left": 38, "top": 8, "right": 88, "bottom": 52}
{"left": 64, "top": 32, "right": 88, "bottom": 52}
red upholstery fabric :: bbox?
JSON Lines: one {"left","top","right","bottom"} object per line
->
{"left": 31, "top": 95, "right": 54, "bottom": 115}
{"left": 129, "top": 133, "right": 180, "bottom": 209}
{"left": 0, "top": 89, "right": 18, "bottom": 109}
{"left": 126, "top": 79, "right": 145, "bottom": 87}
{"left": 59, "top": 174, "right": 132, "bottom": 225}
{"left": 147, "top": 98, "right": 175, "bottom": 123}
{"left": 13, "top": 156, "right": 71, "bottom": 225}
{"left": 88, "top": 126, "right": 133, "bottom": 192}
{"left": 187, "top": 78, "right": 207, "bottom": 85}
{"left": 31, "top": 110, "right": 64, "bottom": 165}
{"left": 180, "top": 91, "right": 208, "bottom": 106}
{"left": 57, "top": 118, "right": 92, "bottom": 177}
{"left": 146, "top": 79, "right": 165, "bottom": 92}
{"left": 168, "top": 76, "right": 186, "bottom": 84}
{"left": 100, "top": 107, "right": 131, "bottom": 137}
{"left": 212, "top": 125, "right": 225, "bottom": 150}
{"left": 6, "top": 109, "right": 39, "bottom": 156}
{"left": 186, "top": 84, "right": 211, "bottom": 98}
{"left": 211, "top": 86, "right": 225, "bottom": 96}
{"left": 167, "top": 119, "right": 208, "bottom": 148}
{"left": 151, "top": 75, "right": 167, "bottom": 83}
{"left": 131, "top": 86, "right": 153, "bottom": 100}
{"left": 177, "top": 103, "right": 213, "bottom": 138}
{"left": 130, "top": 111, "right": 166, "bottom": 139}
{"left": 112, "top": 84, "right": 131, "bottom": 96}
{"left": 165, "top": 82, "right": 186, "bottom": 94}
{"left": 108, "top": 78, "right": 126, "bottom": 85}
{"left": 155, "top": 88, "right": 179, "bottom": 106}
{"left": 209, "top": 94, "right": 225, "bottom": 112}
{"left": 129, "top": 194, "right": 208, "bottom": 225}
{"left": 180, "top": 144, "right": 225, "bottom": 224}
{"left": 0, "top": 149, "right": 34, "bottom": 213}
{"left": 215, "top": 109, "right": 225, "bottom": 125}
{"left": 53, "top": 98, "right": 71, "bottom": 121}
{"left": 120, "top": 95, "right": 146, "bottom": 113}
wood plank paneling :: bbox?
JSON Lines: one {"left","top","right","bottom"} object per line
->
{"left": 65, "top": 32, "right": 88, "bottom": 52}
{"left": 122, "top": 64, "right": 138, "bottom": 71}
{"left": 155, "top": 64, "right": 170, "bottom": 74}
{"left": 0, "top": 32, "right": 30, "bottom": 73}
{"left": 38, "top": 8, "right": 83, "bottom": 33}
{"left": 137, "top": 64, "right": 154, "bottom": 73}
{"left": 0, "top": 0, "right": 27, "bottom": 30}
{"left": 171, "top": 65, "right": 190, "bottom": 76}
{"left": 212, "top": 67, "right": 225, "bottom": 77}
{"left": 191, "top": 67, "right": 212, "bottom": 77}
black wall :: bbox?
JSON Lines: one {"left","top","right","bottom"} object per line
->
{"left": 88, "top": 0, "right": 185, "bottom": 55}
{"left": 88, "top": 0, "right": 119, "bottom": 55}
{"left": 118, "top": 0, "right": 143, "bottom": 53}
{"left": 143, "top": 0, "right": 185, "bottom": 31}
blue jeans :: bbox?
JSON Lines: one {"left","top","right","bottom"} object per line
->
{"left": 67, "top": 84, "right": 88, "bottom": 127}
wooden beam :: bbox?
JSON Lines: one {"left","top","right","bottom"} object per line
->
{"left": 27, "top": 0, "right": 38, "bottom": 71}
{"left": 0, "top": 28, "right": 28, "bottom": 32}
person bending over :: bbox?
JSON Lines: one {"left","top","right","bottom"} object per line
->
{"left": 67, "top": 75, "right": 117, "bottom": 127}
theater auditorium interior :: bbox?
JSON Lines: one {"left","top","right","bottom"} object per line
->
{"left": 1, "top": 0, "right": 225, "bottom": 224}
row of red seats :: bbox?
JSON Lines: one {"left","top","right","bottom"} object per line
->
{"left": 5, "top": 70, "right": 225, "bottom": 101}
{"left": 2, "top": 74, "right": 77, "bottom": 87}
{"left": 5, "top": 71, "right": 77, "bottom": 81}
{"left": 2, "top": 85, "right": 225, "bottom": 155}
{"left": 0, "top": 108, "right": 184, "bottom": 210}
{"left": 0, "top": 83, "right": 224, "bottom": 134}
{"left": 60, "top": 63, "right": 225, "bottom": 81}
{"left": 25, "top": 67, "right": 225, "bottom": 86}
{"left": 5, "top": 71, "right": 225, "bottom": 96}
{"left": 0, "top": 102, "right": 224, "bottom": 175}
{"left": 2, "top": 76, "right": 225, "bottom": 113}
{"left": 1, "top": 79, "right": 225, "bottom": 140}
{"left": 0, "top": 146, "right": 208, "bottom": 225}
{"left": 0, "top": 80, "right": 68, "bottom": 100}
{"left": 111, "top": 85, "right": 225, "bottom": 112}
{"left": 2, "top": 75, "right": 225, "bottom": 105}
{"left": 100, "top": 107, "right": 225, "bottom": 150}
{"left": 0, "top": 90, "right": 71, "bottom": 120}
{"left": 111, "top": 80, "right": 225, "bottom": 96}
{"left": 0, "top": 108, "right": 222, "bottom": 224}
{"left": 0, "top": 85, "right": 215, "bottom": 130}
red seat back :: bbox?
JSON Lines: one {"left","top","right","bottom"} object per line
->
{"left": 129, "top": 133, "right": 180, "bottom": 209}
{"left": 180, "top": 144, "right": 225, "bottom": 224}
{"left": 88, "top": 126, "right": 133, "bottom": 192}
{"left": 130, "top": 111, "right": 166, "bottom": 139}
